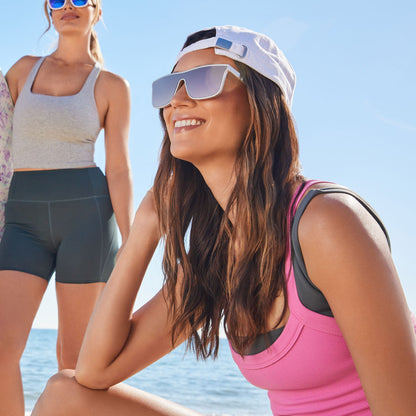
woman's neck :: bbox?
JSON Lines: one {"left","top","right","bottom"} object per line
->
{"left": 51, "top": 35, "right": 95, "bottom": 65}
{"left": 198, "top": 162, "right": 236, "bottom": 214}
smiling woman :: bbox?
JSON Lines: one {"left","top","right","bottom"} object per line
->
{"left": 163, "top": 50, "right": 251, "bottom": 174}
{"left": 0, "top": 0, "right": 134, "bottom": 414}
{"left": 29, "top": 25, "right": 416, "bottom": 416}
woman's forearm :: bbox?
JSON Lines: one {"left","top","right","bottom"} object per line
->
{"left": 106, "top": 166, "right": 134, "bottom": 244}
{"left": 75, "top": 191, "right": 161, "bottom": 386}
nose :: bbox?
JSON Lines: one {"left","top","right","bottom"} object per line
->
{"left": 169, "top": 80, "right": 194, "bottom": 108}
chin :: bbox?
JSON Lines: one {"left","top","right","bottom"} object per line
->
{"left": 170, "top": 150, "right": 191, "bottom": 163}
{"left": 170, "top": 143, "right": 189, "bottom": 160}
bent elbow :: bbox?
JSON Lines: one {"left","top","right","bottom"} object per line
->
{"left": 74, "top": 368, "right": 112, "bottom": 391}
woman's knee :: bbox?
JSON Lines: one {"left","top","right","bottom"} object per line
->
{"left": 46, "top": 370, "right": 77, "bottom": 397}
{"left": 33, "top": 370, "right": 78, "bottom": 415}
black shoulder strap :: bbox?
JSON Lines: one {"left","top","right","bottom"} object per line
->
{"left": 292, "top": 187, "right": 390, "bottom": 251}
{"left": 290, "top": 186, "right": 391, "bottom": 317}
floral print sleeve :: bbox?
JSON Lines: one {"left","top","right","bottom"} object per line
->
{"left": 0, "top": 70, "right": 13, "bottom": 240}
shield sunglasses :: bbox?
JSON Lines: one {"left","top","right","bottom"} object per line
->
{"left": 152, "top": 64, "right": 243, "bottom": 109}
{"left": 47, "top": 0, "right": 93, "bottom": 10}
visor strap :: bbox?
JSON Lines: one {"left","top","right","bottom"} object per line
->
{"left": 215, "top": 38, "right": 247, "bottom": 58}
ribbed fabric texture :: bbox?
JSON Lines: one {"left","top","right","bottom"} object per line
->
{"left": 12, "top": 57, "right": 101, "bottom": 169}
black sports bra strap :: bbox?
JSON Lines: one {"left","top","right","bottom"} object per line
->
{"left": 291, "top": 186, "right": 391, "bottom": 317}
{"left": 293, "top": 187, "right": 390, "bottom": 249}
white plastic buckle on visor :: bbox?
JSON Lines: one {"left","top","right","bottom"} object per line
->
{"left": 48, "top": 0, "right": 90, "bottom": 10}
{"left": 152, "top": 64, "right": 242, "bottom": 109}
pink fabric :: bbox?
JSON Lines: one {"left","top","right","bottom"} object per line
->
{"left": 229, "top": 180, "right": 371, "bottom": 415}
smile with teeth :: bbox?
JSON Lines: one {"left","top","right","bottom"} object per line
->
{"left": 174, "top": 119, "right": 204, "bottom": 128}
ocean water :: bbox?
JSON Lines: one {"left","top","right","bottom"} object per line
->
{"left": 22, "top": 329, "right": 272, "bottom": 416}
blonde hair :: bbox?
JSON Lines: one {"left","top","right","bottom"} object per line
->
{"left": 43, "top": 0, "right": 104, "bottom": 65}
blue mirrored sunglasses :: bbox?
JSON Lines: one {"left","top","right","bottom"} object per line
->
{"left": 48, "top": 0, "right": 93, "bottom": 10}
{"left": 152, "top": 64, "right": 242, "bottom": 109}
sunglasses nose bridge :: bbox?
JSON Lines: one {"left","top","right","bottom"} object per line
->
{"left": 175, "top": 77, "right": 186, "bottom": 94}
{"left": 50, "top": 0, "right": 84, "bottom": 10}
{"left": 170, "top": 77, "right": 192, "bottom": 103}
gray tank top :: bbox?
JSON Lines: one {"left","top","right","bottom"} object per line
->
{"left": 12, "top": 57, "right": 101, "bottom": 169}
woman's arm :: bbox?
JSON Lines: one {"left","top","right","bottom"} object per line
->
{"left": 75, "top": 191, "right": 187, "bottom": 390}
{"left": 299, "top": 193, "right": 416, "bottom": 415}
{"left": 98, "top": 71, "right": 134, "bottom": 247}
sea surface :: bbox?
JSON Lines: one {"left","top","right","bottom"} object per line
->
{"left": 22, "top": 329, "right": 272, "bottom": 415}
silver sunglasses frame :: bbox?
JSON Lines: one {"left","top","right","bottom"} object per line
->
{"left": 152, "top": 64, "right": 242, "bottom": 109}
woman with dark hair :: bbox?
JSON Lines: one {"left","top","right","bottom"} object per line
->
{"left": 0, "top": 1, "right": 133, "bottom": 414}
{"left": 33, "top": 25, "right": 415, "bottom": 416}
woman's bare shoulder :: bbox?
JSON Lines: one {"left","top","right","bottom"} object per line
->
{"left": 6, "top": 55, "right": 43, "bottom": 102}
{"left": 298, "top": 188, "right": 390, "bottom": 292}
{"left": 97, "top": 69, "right": 130, "bottom": 92}
{"left": 7, "top": 55, "right": 42, "bottom": 78}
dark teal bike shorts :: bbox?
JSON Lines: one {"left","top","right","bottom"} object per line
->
{"left": 0, "top": 167, "right": 119, "bottom": 283}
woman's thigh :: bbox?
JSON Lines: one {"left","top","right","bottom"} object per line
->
{"left": 0, "top": 271, "right": 48, "bottom": 357}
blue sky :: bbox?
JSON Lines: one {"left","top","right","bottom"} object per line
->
{"left": 1, "top": 0, "right": 415, "bottom": 328}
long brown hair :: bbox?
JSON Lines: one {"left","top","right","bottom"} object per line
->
{"left": 154, "top": 39, "right": 303, "bottom": 358}
{"left": 43, "top": 0, "right": 104, "bottom": 65}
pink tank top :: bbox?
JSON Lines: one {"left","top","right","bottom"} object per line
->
{"left": 229, "top": 180, "right": 372, "bottom": 416}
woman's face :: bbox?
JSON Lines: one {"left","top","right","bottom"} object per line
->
{"left": 162, "top": 48, "right": 251, "bottom": 171}
{"left": 48, "top": 0, "right": 100, "bottom": 36}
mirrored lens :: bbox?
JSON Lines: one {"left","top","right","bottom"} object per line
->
{"left": 48, "top": 0, "right": 89, "bottom": 9}
{"left": 186, "top": 65, "right": 226, "bottom": 100}
{"left": 72, "top": 0, "right": 89, "bottom": 5}
{"left": 48, "top": 0, "right": 65, "bottom": 9}
{"left": 152, "top": 65, "right": 228, "bottom": 108}
{"left": 152, "top": 74, "right": 183, "bottom": 108}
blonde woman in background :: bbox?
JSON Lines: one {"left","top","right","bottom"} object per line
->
{"left": 0, "top": 1, "right": 133, "bottom": 415}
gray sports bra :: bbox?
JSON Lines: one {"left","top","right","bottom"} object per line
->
{"left": 12, "top": 57, "right": 101, "bottom": 169}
